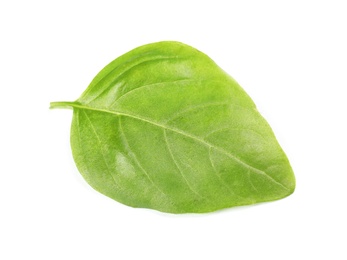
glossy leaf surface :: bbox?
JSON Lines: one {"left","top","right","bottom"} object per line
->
{"left": 51, "top": 41, "right": 295, "bottom": 213}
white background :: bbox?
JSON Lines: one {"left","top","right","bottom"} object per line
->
{"left": 1, "top": 1, "right": 346, "bottom": 259}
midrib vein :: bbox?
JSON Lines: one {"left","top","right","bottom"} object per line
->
{"left": 60, "top": 101, "right": 289, "bottom": 191}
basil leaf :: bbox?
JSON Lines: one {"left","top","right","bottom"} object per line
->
{"left": 50, "top": 41, "right": 295, "bottom": 213}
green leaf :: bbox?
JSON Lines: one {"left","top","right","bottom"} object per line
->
{"left": 50, "top": 41, "right": 295, "bottom": 213}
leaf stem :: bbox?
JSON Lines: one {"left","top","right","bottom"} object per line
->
{"left": 50, "top": 101, "right": 77, "bottom": 109}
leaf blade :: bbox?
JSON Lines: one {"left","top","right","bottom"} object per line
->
{"left": 53, "top": 41, "right": 295, "bottom": 213}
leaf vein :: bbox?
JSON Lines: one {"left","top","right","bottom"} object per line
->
{"left": 164, "top": 101, "right": 230, "bottom": 124}
{"left": 203, "top": 127, "right": 267, "bottom": 141}
{"left": 163, "top": 129, "right": 204, "bottom": 199}
{"left": 118, "top": 116, "right": 167, "bottom": 197}
{"left": 70, "top": 103, "right": 289, "bottom": 191}
{"left": 82, "top": 56, "right": 184, "bottom": 103}
{"left": 208, "top": 147, "right": 246, "bottom": 200}
{"left": 110, "top": 78, "right": 192, "bottom": 107}
{"left": 82, "top": 110, "right": 120, "bottom": 186}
